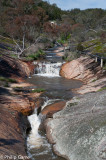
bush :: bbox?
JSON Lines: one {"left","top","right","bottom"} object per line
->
{"left": 63, "top": 51, "right": 80, "bottom": 61}
{"left": 0, "top": 76, "right": 17, "bottom": 83}
{"left": 4, "top": 82, "right": 9, "bottom": 87}
{"left": 77, "top": 43, "right": 84, "bottom": 52}
{"left": 26, "top": 49, "right": 46, "bottom": 60}
{"left": 57, "top": 34, "right": 71, "bottom": 45}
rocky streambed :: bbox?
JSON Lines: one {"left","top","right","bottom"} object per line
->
{"left": 43, "top": 55, "right": 106, "bottom": 160}
{"left": 0, "top": 48, "right": 106, "bottom": 160}
{"left": 0, "top": 55, "right": 42, "bottom": 159}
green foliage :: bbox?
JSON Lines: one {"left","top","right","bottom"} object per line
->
{"left": 91, "top": 79, "right": 97, "bottom": 82}
{"left": 83, "top": 39, "right": 100, "bottom": 48}
{"left": 98, "top": 87, "right": 106, "bottom": 92}
{"left": 10, "top": 54, "right": 18, "bottom": 59}
{"left": 31, "top": 88, "right": 46, "bottom": 93}
{"left": 77, "top": 43, "right": 84, "bottom": 52}
{"left": 69, "top": 102, "right": 78, "bottom": 107}
{"left": 0, "top": 76, "right": 17, "bottom": 83}
{"left": 63, "top": 51, "right": 80, "bottom": 62}
{"left": 57, "top": 39, "right": 67, "bottom": 45}
{"left": 82, "top": 38, "right": 106, "bottom": 57}
{"left": 26, "top": 49, "right": 46, "bottom": 60}
{"left": 0, "top": 0, "right": 106, "bottom": 61}
{"left": 4, "top": 82, "right": 9, "bottom": 87}
{"left": 57, "top": 34, "right": 71, "bottom": 45}
{"left": 103, "top": 63, "right": 106, "bottom": 70}
{"left": 38, "top": 1, "right": 62, "bottom": 20}
{"left": 0, "top": 36, "right": 17, "bottom": 45}
{"left": 8, "top": 78, "right": 17, "bottom": 83}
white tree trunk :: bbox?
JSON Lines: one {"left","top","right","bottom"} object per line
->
{"left": 23, "top": 34, "right": 25, "bottom": 50}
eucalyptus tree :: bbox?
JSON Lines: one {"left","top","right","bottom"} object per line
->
{"left": 3, "top": 0, "right": 48, "bottom": 58}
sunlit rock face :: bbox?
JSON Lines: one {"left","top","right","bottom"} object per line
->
{"left": 46, "top": 90, "right": 106, "bottom": 160}
{"left": 41, "top": 100, "right": 66, "bottom": 118}
{"left": 60, "top": 56, "right": 102, "bottom": 83}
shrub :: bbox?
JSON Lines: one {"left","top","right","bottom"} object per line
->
{"left": 57, "top": 34, "right": 71, "bottom": 45}
{"left": 26, "top": 49, "right": 46, "bottom": 60}
{"left": 8, "top": 78, "right": 17, "bottom": 83}
{"left": 77, "top": 43, "right": 84, "bottom": 52}
{"left": 0, "top": 76, "right": 17, "bottom": 83}
{"left": 63, "top": 51, "right": 80, "bottom": 61}
{"left": 4, "top": 82, "right": 9, "bottom": 87}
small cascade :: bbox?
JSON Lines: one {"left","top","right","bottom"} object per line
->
{"left": 26, "top": 46, "right": 83, "bottom": 160}
{"left": 27, "top": 109, "right": 43, "bottom": 149}
{"left": 35, "top": 62, "right": 63, "bottom": 77}
{"left": 27, "top": 99, "right": 63, "bottom": 160}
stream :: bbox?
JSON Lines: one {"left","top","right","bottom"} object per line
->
{"left": 26, "top": 48, "right": 82, "bottom": 160}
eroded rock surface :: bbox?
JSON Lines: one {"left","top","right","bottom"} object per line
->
{"left": 60, "top": 56, "right": 106, "bottom": 94}
{"left": 0, "top": 104, "right": 29, "bottom": 159}
{"left": 0, "top": 85, "right": 43, "bottom": 159}
{"left": 46, "top": 90, "right": 106, "bottom": 160}
{"left": 41, "top": 100, "right": 66, "bottom": 118}
{"left": 60, "top": 56, "right": 102, "bottom": 82}
{"left": 0, "top": 55, "right": 34, "bottom": 78}
{"left": 0, "top": 55, "right": 42, "bottom": 159}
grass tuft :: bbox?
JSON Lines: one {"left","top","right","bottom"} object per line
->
{"left": 0, "top": 76, "right": 17, "bottom": 83}
{"left": 98, "top": 87, "right": 106, "bottom": 92}
{"left": 31, "top": 88, "right": 46, "bottom": 93}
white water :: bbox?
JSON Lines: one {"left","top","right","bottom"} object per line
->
{"left": 34, "top": 62, "right": 63, "bottom": 77}
{"left": 27, "top": 109, "right": 43, "bottom": 149}
{"left": 41, "top": 98, "right": 61, "bottom": 110}
{"left": 27, "top": 99, "right": 61, "bottom": 159}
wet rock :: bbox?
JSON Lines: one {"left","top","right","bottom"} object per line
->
{"left": 41, "top": 100, "right": 66, "bottom": 118}
{"left": 39, "top": 100, "right": 66, "bottom": 133}
{"left": 35, "top": 97, "right": 44, "bottom": 109}
{"left": 46, "top": 90, "right": 106, "bottom": 160}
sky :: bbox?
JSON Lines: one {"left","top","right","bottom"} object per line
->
{"left": 44, "top": 0, "right": 106, "bottom": 10}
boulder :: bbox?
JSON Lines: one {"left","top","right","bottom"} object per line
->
{"left": 46, "top": 90, "right": 106, "bottom": 160}
{"left": 60, "top": 56, "right": 102, "bottom": 83}
{"left": 0, "top": 55, "right": 34, "bottom": 79}
{"left": 41, "top": 100, "right": 66, "bottom": 118}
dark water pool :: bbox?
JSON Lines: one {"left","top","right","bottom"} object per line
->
{"left": 27, "top": 75, "right": 82, "bottom": 100}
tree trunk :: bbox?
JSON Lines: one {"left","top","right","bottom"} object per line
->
{"left": 23, "top": 34, "right": 25, "bottom": 50}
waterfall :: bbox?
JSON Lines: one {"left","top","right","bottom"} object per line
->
{"left": 27, "top": 99, "right": 60, "bottom": 159}
{"left": 27, "top": 109, "right": 43, "bottom": 149}
{"left": 27, "top": 99, "right": 60, "bottom": 150}
{"left": 34, "top": 62, "right": 63, "bottom": 77}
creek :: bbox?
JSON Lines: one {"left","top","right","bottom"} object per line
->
{"left": 26, "top": 48, "right": 82, "bottom": 160}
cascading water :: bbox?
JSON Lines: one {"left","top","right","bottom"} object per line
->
{"left": 27, "top": 99, "right": 64, "bottom": 160}
{"left": 26, "top": 47, "right": 83, "bottom": 160}
{"left": 34, "top": 62, "right": 63, "bottom": 77}
{"left": 27, "top": 109, "right": 43, "bottom": 149}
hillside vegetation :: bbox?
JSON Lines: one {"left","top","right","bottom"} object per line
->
{"left": 0, "top": 0, "right": 105, "bottom": 63}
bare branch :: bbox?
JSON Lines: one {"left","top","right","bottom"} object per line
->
{"left": 13, "top": 38, "right": 23, "bottom": 52}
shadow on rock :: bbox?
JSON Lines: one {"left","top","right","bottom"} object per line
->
{"left": 0, "top": 87, "right": 10, "bottom": 95}
{"left": 0, "top": 138, "right": 20, "bottom": 146}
